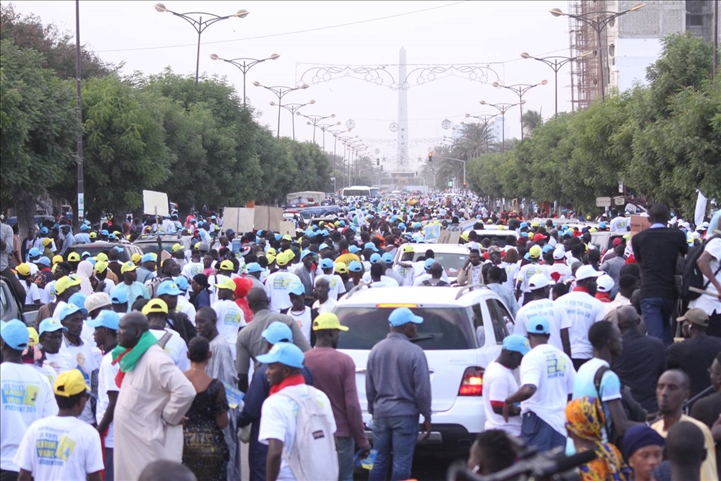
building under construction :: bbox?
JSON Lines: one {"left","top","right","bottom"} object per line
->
{"left": 568, "top": 0, "right": 719, "bottom": 111}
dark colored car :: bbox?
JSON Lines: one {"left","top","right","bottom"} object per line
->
{"left": 65, "top": 242, "right": 143, "bottom": 263}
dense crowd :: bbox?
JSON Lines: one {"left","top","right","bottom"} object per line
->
{"left": 0, "top": 192, "right": 720, "bottom": 481}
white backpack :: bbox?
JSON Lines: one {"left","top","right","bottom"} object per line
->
{"left": 278, "top": 386, "right": 339, "bottom": 481}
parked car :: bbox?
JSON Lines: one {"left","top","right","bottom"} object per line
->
{"left": 133, "top": 234, "right": 192, "bottom": 256}
{"left": 0, "top": 278, "right": 38, "bottom": 327}
{"left": 334, "top": 284, "right": 512, "bottom": 455}
{"left": 65, "top": 242, "right": 143, "bottom": 263}
{"left": 392, "top": 244, "right": 470, "bottom": 283}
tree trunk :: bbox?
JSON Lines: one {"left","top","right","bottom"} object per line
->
{"left": 14, "top": 189, "right": 37, "bottom": 240}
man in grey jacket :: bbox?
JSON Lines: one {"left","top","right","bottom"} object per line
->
{"left": 366, "top": 307, "right": 431, "bottom": 481}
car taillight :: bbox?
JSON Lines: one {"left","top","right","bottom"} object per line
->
{"left": 458, "top": 367, "right": 484, "bottom": 396}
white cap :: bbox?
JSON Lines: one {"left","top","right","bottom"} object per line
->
{"left": 528, "top": 273, "right": 551, "bottom": 290}
{"left": 553, "top": 248, "right": 565, "bottom": 260}
{"left": 596, "top": 274, "right": 615, "bottom": 293}
{"left": 576, "top": 265, "right": 603, "bottom": 281}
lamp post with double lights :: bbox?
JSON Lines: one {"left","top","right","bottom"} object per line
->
{"left": 328, "top": 129, "right": 351, "bottom": 190}
{"left": 253, "top": 82, "right": 309, "bottom": 138}
{"left": 154, "top": 3, "right": 249, "bottom": 87}
{"left": 463, "top": 113, "right": 495, "bottom": 153}
{"left": 209, "top": 53, "right": 279, "bottom": 105}
{"left": 550, "top": 3, "right": 646, "bottom": 100}
{"left": 520, "top": 52, "right": 592, "bottom": 115}
{"left": 479, "top": 101, "right": 524, "bottom": 152}
{"left": 270, "top": 100, "right": 315, "bottom": 140}
{"left": 299, "top": 113, "right": 336, "bottom": 143}
{"left": 492, "top": 80, "right": 547, "bottom": 140}
{"left": 318, "top": 122, "right": 342, "bottom": 151}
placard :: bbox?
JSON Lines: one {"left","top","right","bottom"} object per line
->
{"left": 629, "top": 215, "right": 650, "bottom": 236}
{"left": 224, "top": 207, "right": 255, "bottom": 234}
{"left": 279, "top": 220, "right": 296, "bottom": 236}
{"left": 254, "top": 206, "right": 284, "bottom": 232}
{"left": 143, "top": 190, "right": 169, "bottom": 217}
{"left": 438, "top": 229, "right": 461, "bottom": 244}
{"left": 424, "top": 224, "right": 441, "bottom": 243}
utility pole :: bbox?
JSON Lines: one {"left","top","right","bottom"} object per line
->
{"left": 75, "top": 0, "right": 84, "bottom": 227}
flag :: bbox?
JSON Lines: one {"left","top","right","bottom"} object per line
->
{"left": 695, "top": 190, "right": 707, "bottom": 227}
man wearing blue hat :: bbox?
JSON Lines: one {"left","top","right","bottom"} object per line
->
{"left": 1, "top": 319, "right": 58, "bottom": 479}
{"left": 87, "top": 310, "right": 121, "bottom": 479}
{"left": 291, "top": 250, "right": 316, "bottom": 308}
{"left": 257, "top": 342, "right": 337, "bottom": 481}
{"left": 503, "top": 316, "right": 575, "bottom": 452}
{"left": 366, "top": 308, "right": 431, "bottom": 481}
{"left": 315, "top": 258, "right": 346, "bottom": 301}
{"left": 238, "top": 323, "right": 314, "bottom": 481}
{"left": 244, "top": 262, "right": 265, "bottom": 292}
{"left": 136, "top": 253, "right": 157, "bottom": 285}
{"left": 483, "top": 334, "right": 530, "bottom": 437}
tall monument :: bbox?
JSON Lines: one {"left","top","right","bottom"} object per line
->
{"left": 396, "top": 48, "right": 410, "bottom": 172}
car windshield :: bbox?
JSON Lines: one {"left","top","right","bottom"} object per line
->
{"left": 70, "top": 245, "right": 118, "bottom": 257}
{"left": 412, "top": 252, "right": 468, "bottom": 278}
{"left": 135, "top": 242, "right": 178, "bottom": 254}
{"left": 335, "top": 307, "right": 475, "bottom": 350}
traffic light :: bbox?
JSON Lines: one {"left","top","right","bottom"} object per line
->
{"left": 377, "top": 158, "right": 380, "bottom": 166}
{"left": 428, "top": 152, "right": 433, "bottom": 163}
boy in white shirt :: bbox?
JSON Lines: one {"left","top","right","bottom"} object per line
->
{"left": 212, "top": 278, "right": 246, "bottom": 360}
{"left": 14, "top": 369, "right": 104, "bottom": 481}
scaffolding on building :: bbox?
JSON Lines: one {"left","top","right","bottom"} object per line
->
{"left": 568, "top": 0, "right": 608, "bottom": 110}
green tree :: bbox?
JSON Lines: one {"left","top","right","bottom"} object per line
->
{"left": 0, "top": 39, "right": 79, "bottom": 235}
{"left": 521, "top": 109, "right": 543, "bottom": 136}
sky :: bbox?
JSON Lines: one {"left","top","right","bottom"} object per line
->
{"left": 12, "top": 1, "right": 574, "bottom": 171}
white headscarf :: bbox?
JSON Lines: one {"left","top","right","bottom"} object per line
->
{"left": 76, "top": 260, "right": 95, "bottom": 296}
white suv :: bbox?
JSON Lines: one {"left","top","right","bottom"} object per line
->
{"left": 334, "top": 285, "right": 513, "bottom": 455}
{"left": 392, "top": 243, "right": 471, "bottom": 283}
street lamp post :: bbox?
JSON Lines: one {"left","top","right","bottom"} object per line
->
{"left": 520, "top": 52, "right": 592, "bottom": 116}
{"left": 550, "top": 3, "right": 646, "bottom": 100}
{"left": 154, "top": 3, "right": 249, "bottom": 87}
{"left": 318, "top": 122, "right": 341, "bottom": 151}
{"left": 492, "top": 80, "right": 548, "bottom": 140}
{"left": 463, "top": 114, "right": 496, "bottom": 153}
{"left": 299, "top": 114, "right": 336, "bottom": 143}
{"left": 270, "top": 100, "right": 315, "bottom": 140}
{"left": 253, "top": 82, "right": 309, "bottom": 138}
{"left": 210, "top": 53, "right": 279, "bottom": 105}
{"left": 479, "top": 101, "right": 525, "bottom": 152}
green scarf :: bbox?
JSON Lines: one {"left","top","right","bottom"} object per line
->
{"left": 111, "top": 331, "right": 158, "bottom": 373}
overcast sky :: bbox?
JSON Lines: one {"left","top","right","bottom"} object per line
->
{"left": 13, "top": 1, "right": 573, "bottom": 170}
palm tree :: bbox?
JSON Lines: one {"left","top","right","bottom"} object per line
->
{"left": 452, "top": 122, "right": 494, "bottom": 160}
{"left": 522, "top": 109, "right": 543, "bottom": 137}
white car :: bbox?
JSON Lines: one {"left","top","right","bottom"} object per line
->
{"left": 392, "top": 243, "right": 471, "bottom": 283}
{"left": 334, "top": 285, "right": 513, "bottom": 455}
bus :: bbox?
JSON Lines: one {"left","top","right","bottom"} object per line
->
{"left": 341, "top": 186, "right": 381, "bottom": 199}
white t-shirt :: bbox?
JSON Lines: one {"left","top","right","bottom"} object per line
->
{"left": 610, "top": 216, "right": 628, "bottom": 233}
{"left": 689, "top": 237, "right": 721, "bottom": 316}
{"left": 289, "top": 307, "right": 312, "bottom": 343}
{"left": 180, "top": 261, "right": 204, "bottom": 280}
{"left": 177, "top": 298, "right": 197, "bottom": 325}
{"left": 393, "top": 265, "right": 415, "bottom": 287}
{"left": 555, "top": 291, "right": 607, "bottom": 360}
{"left": 22, "top": 282, "right": 41, "bottom": 306}
{"left": 316, "top": 274, "right": 346, "bottom": 300}
{"left": 14, "top": 415, "right": 104, "bottom": 479}
{"left": 258, "top": 384, "right": 336, "bottom": 481}
{"left": 513, "top": 299, "right": 572, "bottom": 353}
{"left": 547, "top": 262, "right": 572, "bottom": 284}
{"left": 206, "top": 274, "right": 230, "bottom": 305}
{"left": 482, "top": 361, "right": 522, "bottom": 436}
{"left": 265, "top": 271, "right": 302, "bottom": 313}
{"left": 0, "top": 363, "right": 59, "bottom": 472}
{"left": 519, "top": 343, "right": 576, "bottom": 436}
{"left": 150, "top": 328, "right": 190, "bottom": 372}
{"left": 59, "top": 337, "right": 98, "bottom": 425}
{"left": 516, "top": 264, "right": 548, "bottom": 292}
{"left": 45, "top": 280, "right": 57, "bottom": 303}
{"left": 312, "top": 298, "right": 337, "bottom": 315}
{"left": 96, "top": 352, "right": 120, "bottom": 448}
{"left": 212, "top": 300, "right": 246, "bottom": 360}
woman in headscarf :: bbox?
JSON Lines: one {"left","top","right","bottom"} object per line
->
{"left": 565, "top": 396, "right": 631, "bottom": 481}
{"left": 621, "top": 425, "right": 665, "bottom": 481}
{"left": 76, "top": 259, "right": 95, "bottom": 296}
{"left": 233, "top": 277, "right": 253, "bottom": 323}
{"left": 190, "top": 273, "right": 211, "bottom": 310}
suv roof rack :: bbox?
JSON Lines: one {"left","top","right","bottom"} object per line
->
{"left": 454, "top": 284, "right": 490, "bottom": 301}
{"left": 343, "top": 283, "right": 372, "bottom": 300}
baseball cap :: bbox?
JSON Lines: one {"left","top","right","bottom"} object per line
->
{"left": 261, "top": 322, "right": 293, "bottom": 344}
{"left": 39, "top": 317, "right": 67, "bottom": 335}
{"left": 171, "top": 243, "right": 184, "bottom": 253}
{"left": 121, "top": 261, "right": 137, "bottom": 274}
{"left": 175, "top": 276, "right": 189, "bottom": 292}
{"left": 334, "top": 263, "right": 348, "bottom": 274}
{"left": 388, "top": 307, "right": 424, "bottom": 327}
{"left": 219, "top": 260, "right": 235, "bottom": 271}
{"left": 35, "top": 257, "right": 51, "bottom": 267}
{"left": 141, "top": 253, "right": 157, "bottom": 264}
{"left": 402, "top": 244, "right": 415, "bottom": 254}
{"left": 502, "top": 334, "right": 531, "bottom": 355}
{"left": 596, "top": 274, "right": 615, "bottom": 293}
{"left": 67, "top": 252, "right": 81, "bottom": 262}
{"left": 84, "top": 292, "right": 111, "bottom": 313}
{"left": 528, "top": 274, "right": 551, "bottom": 290}
{"left": 54, "top": 369, "right": 90, "bottom": 398}
{"left": 27, "top": 327, "right": 39, "bottom": 347}
{"left": 312, "top": 313, "right": 349, "bottom": 331}
{"left": 526, "top": 316, "right": 551, "bottom": 335}
{"left": 131, "top": 253, "right": 142, "bottom": 264}
{"left": 532, "top": 233, "right": 545, "bottom": 242}
{"left": 58, "top": 303, "right": 85, "bottom": 321}
{"left": 94, "top": 261, "right": 108, "bottom": 273}
{"left": 15, "top": 263, "right": 31, "bottom": 276}
{"left": 612, "top": 238, "right": 623, "bottom": 247}
{"left": 364, "top": 242, "right": 379, "bottom": 252}
{"left": 575, "top": 265, "right": 603, "bottom": 281}
{"left": 276, "top": 251, "right": 291, "bottom": 267}
{"left": 55, "top": 274, "right": 82, "bottom": 295}
{"left": 214, "top": 278, "right": 236, "bottom": 291}
{"left": 319, "top": 243, "right": 330, "bottom": 251}
{"left": 0, "top": 319, "right": 29, "bottom": 351}
{"left": 319, "top": 258, "right": 334, "bottom": 270}
{"left": 256, "top": 342, "right": 304, "bottom": 368}
{"left": 287, "top": 280, "right": 305, "bottom": 296}
{"left": 28, "top": 248, "right": 42, "bottom": 258}
{"left": 529, "top": 245, "right": 542, "bottom": 258}
{"left": 677, "top": 308, "right": 709, "bottom": 327}
{"left": 281, "top": 234, "right": 293, "bottom": 242}
{"left": 81, "top": 251, "right": 91, "bottom": 259}
{"left": 424, "top": 258, "right": 435, "bottom": 270}
{"left": 110, "top": 285, "right": 129, "bottom": 304}
{"left": 40, "top": 226, "right": 49, "bottom": 234}
{"left": 246, "top": 263, "right": 262, "bottom": 273}
{"left": 348, "top": 261, "right": 363, "bottom": 273}
{"left": 300, "top": 250, "right": 314, "bottom": 260}
{"left": 41, "top": 238, "right": 53, "bottom": 247}
{"left": 157, "top": 280, "right": 183, "bottom": 297}
{"left": 382, "top": 252, "right": 394, "bottom": 264}
{"left": 142, "top": 299, "right": 168, "bottom": 315}
{"left": 349, "top": 245, "right": 360, "bottom": 254}
{"left": 89, "top": 232, "right": 97, "bottom": 239}
{"left": 86, "top": 310, "right": 121, "bottom": 330}
{"left": 552, "top": 248, "right": 565, "bottom": 260}
{"left": 370, "top": 253, "right": 382, "bottom": 264}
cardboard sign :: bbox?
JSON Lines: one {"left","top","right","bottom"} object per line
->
{"left": 254, "top": 206, "right": 284, "bottom": 232}
{"left": 438, "top": 229, "right": 461, "bottom": 244}
{"left": 143, "top": 190, "right": 169, "bottom": 217}
{"left": 279, "top": 220, "right": 296, "bottom": 236}
{"left": 224, "top": 207, "right": 255, "bottom": 234}
{"left": 629, "top": 215, "right": 650, "bottom": 236}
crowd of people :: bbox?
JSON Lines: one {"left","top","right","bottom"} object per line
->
{"left": 0, "top": 192, "right": 720, "bottom": 481}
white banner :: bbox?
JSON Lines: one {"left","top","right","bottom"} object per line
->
{"left": 695, "top": 190, "right": 707, "bottom": 227}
